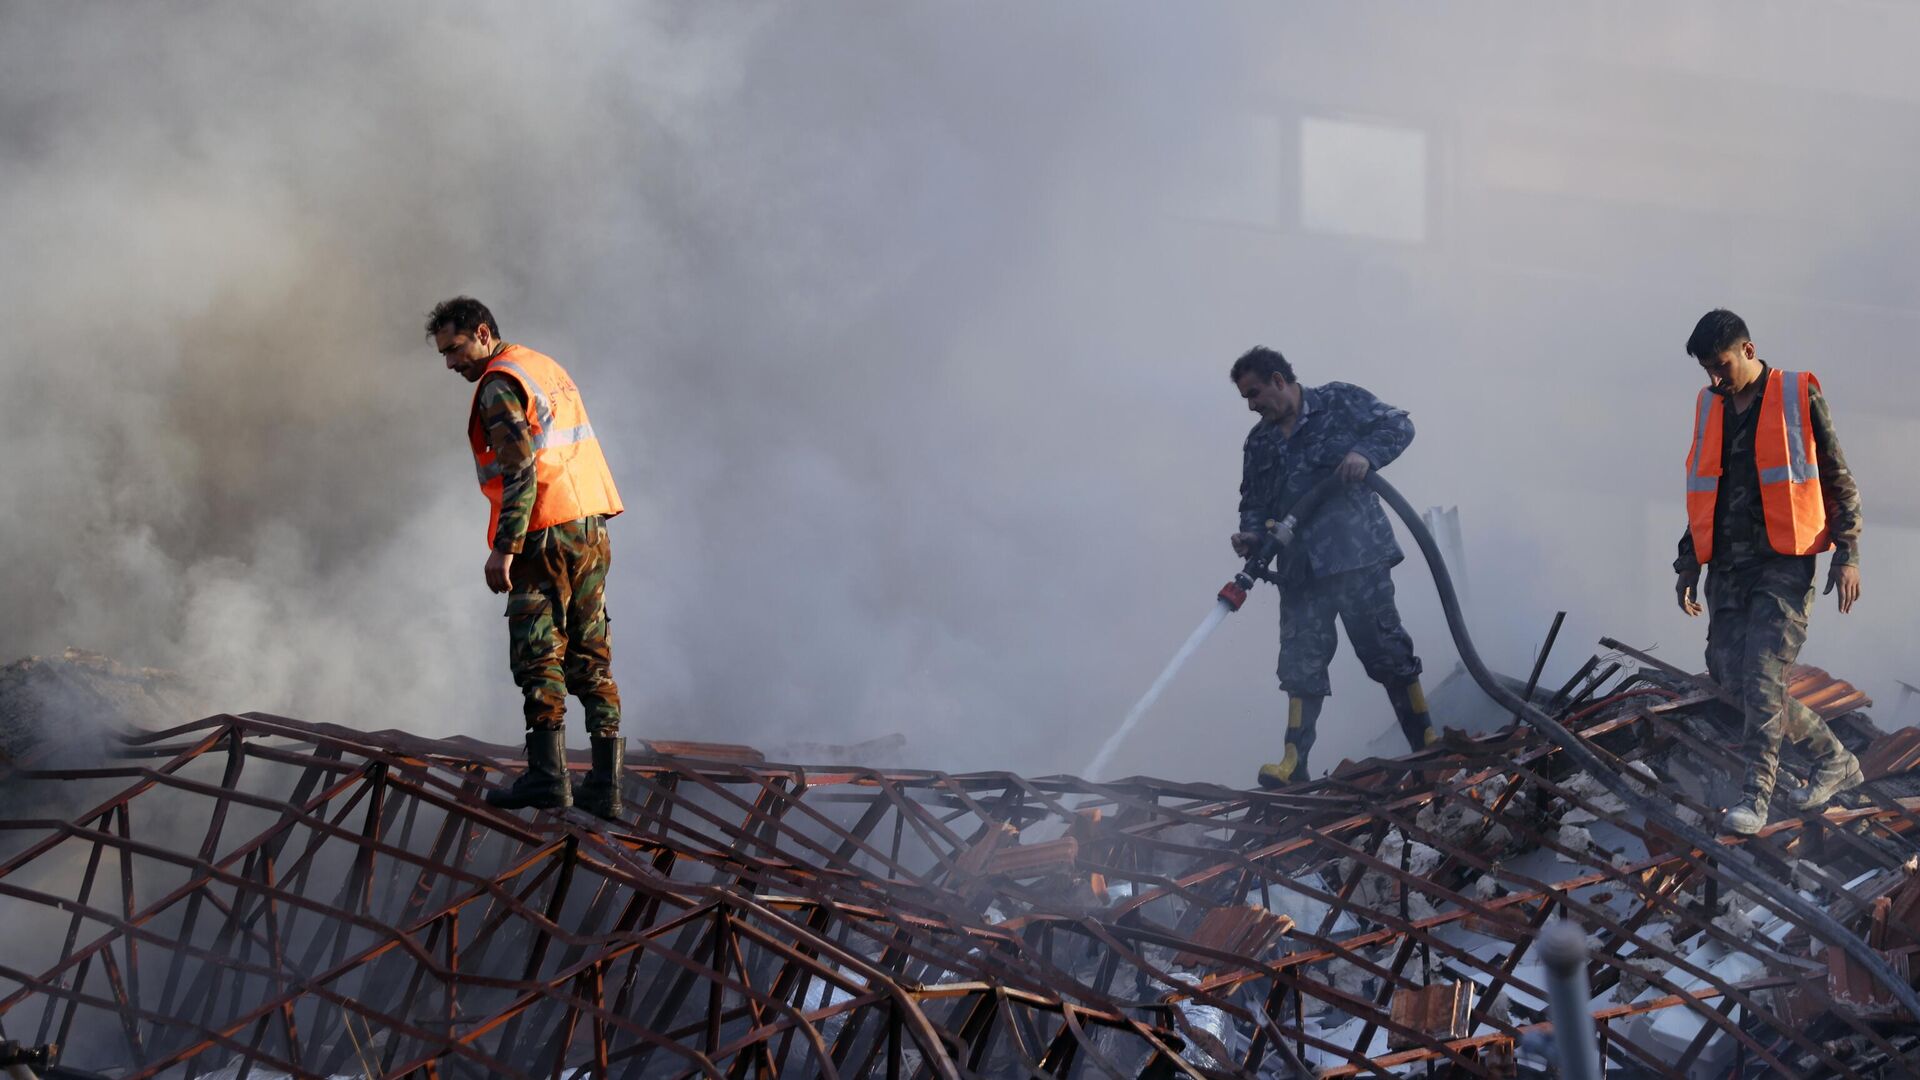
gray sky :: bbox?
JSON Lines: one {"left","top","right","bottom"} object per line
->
{"left": 3, "top": 2, "right": 1917, "bottom": 782}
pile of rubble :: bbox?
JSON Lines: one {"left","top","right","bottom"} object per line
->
{"left": 0, "top": 649, "right": 197, "bottom": 766}
{"left": 1, "top": 640, "right": 1919, "bottom": 1077}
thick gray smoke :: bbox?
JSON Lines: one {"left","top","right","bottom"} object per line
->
{"left": 2, "top": 3, "right": 1916, "bottom": 782}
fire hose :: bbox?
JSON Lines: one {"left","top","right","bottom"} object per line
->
{"left": 1230, "top": 472, "right": 1920, "bottom": 1022}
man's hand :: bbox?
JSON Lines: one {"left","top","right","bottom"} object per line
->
{"left": 485, "top": 550, "right": 514, "bottom": 594}
{"left": 1825, "top": 562, "right": 1861, "bottom": 614}
{"left": 1231, "top": 532, "right": 1258, "bottom": 558}
{"left": 1676, "top": 569, "right": 1703, "bottom": 617}
{"left": 1336, "top": 451, "right": 1371, "bottom": 484}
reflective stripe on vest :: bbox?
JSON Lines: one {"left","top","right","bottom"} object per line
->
{"left": 1683, "top": 367, "right": 1828, "bottom": 564}
{"left": 1685, "top": 390, "right": 1719, "bottom": 494}
{"left": 1762, "top": 372, "right": 1816, "bottom": 485}
{"left": 472, "top": 422, "right": 594, "bottom": 481}
{"left": 468, "top": 345, "right": 623, "bottom": 547}
{"left": 532, "top": 422, "right": 596, "bottom": 450}
{"left": 486, "top": 358, "right": 554, "bottom": 430}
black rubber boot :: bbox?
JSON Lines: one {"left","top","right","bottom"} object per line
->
{"left": 576, "top": 735, "right": 625, "bottom": 820}
{"left": 486, "top": 729, "right": 573, "bottom": 810}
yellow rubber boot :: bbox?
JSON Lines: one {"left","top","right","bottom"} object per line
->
{"left": 1257, "top": 746, "right": 1300, "bottom": 789}
{"left": 1256, "top": 695, "right": 1322, "bottom": 788}
{"left": 1389, "top": 680, "right": 1436, "bottom": 752}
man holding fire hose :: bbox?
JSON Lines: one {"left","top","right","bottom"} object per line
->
{"left": 1230, "top": 346, "right": 1434, "bottom": 788}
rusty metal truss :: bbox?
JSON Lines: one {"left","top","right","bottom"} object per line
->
{"left": 3, "top": 645, "right": 1920, "bottom": 1078}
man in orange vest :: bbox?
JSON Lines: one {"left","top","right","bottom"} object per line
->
{"left": 1676, "top": 309, "right": 1864, "bottom": 835}
{"left": 428, "top": 297, "right": 628, "bottom": 819}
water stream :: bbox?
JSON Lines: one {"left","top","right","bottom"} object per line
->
{"left": 1082, "top": 598, "right": 1235, "bottom": 779}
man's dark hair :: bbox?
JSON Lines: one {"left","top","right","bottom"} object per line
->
{"left": 1229, "top": 346, "right": 1295, "bottom": 385}
{"left": 1686, "top": 309, "right": 1749, "bottom": 360}
{"left": 425, "top": 296, "right": 500, "bottom": 341}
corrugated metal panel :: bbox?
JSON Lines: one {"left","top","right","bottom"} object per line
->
{"left": 1860, "top": 727, "right": 1920, "bottom": 781}
{"left": 1387, "top": 982, "right": 1475, "bottom": 1050}
{"left": 1827, "top": 945, "right": 1914, "bottom": 1021}
{"left": 1787, "top": 663, "right": 1874, "bottom": 719}
{"left": 1172, "top": 905, "right": 1294, "bottom": 970}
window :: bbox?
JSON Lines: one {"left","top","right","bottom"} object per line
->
{"left": 1300, "top": 116, "right": 1428, "bottom": 243}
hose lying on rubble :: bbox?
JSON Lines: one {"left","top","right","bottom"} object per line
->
{"left": 1348, "top": 471, "right": 1920, "bottom": 1024}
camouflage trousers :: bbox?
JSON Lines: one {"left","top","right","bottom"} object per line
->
{"left": 1276, "top": 562, "right": 1423, "bottom": 699}
{"left": 505, "top": 515, "right": 621, "bottom": 737}
{"left": 1704, "top": 556, "right": 1845, "bottom": 800}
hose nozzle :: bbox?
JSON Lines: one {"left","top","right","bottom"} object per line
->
{"left": 1232, "top": 515, "right": 1299, "bottom": 590}
{"left": 1218, "top": 515, "right": 1303, "bottom": 612}
{"left": 1218, "top": 579, "right": 1249, "bottom": 612}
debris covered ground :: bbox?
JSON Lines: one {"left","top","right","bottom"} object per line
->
{"left": 2, "top": 642, "right": 1920, "bottom": 1077}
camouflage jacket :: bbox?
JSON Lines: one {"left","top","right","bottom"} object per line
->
{"left": 1674, "top": 364, "right": 1861, "bottom": 573}
{"left": 1238, "top": 381, "right": 1415, "bottom": 583}
{"left": 475, "top": 374, "right": 537, "bottom": 555}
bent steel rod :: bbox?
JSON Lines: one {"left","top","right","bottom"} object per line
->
{"left": 1361, "top": 472, "right": 1920, "bottom": 1023}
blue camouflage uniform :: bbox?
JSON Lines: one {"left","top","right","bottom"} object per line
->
{"left": 1239, "top": 382, "right": 1429, "bottom": 781}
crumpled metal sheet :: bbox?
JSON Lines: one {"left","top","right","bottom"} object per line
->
{"left": 3, "top": 648, "right": 1918, "bottom": 1077}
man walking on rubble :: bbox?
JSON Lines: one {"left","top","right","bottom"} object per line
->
{"left": 1230, "top": 346, "right": 1435, "bottom": 789}
{"left": 428, "top": 297, "right": 628, "bottom": 819}
{"left": 1676, "top": 309, "right": 1865, "bottom": 835}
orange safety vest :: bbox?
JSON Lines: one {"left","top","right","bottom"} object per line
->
{"left": 1684, "top": 367, "right": 1828, "bottom": 564}
{"left": 468, "top": 344, "right": 623, "bottom": 547}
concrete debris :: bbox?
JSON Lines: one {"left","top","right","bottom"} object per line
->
{"left": 1562, "top": 770, "right": 1630, "bottom": 817}
{"left": 1416, "top": 788, "right": 1515, "bottom": 853}
{"left": 1554, "top": 823, "right": 1596, "bottom": 853}
{"left": 1622, "top": 758, "right": 1661, "bottom": 792}
{"left": 0, "top": 647, "right": 198, "bottom": 765}
{"left": 1710, "top": 900, "right": 1758, "bottom": 940}
{"left": 1610, "top": 924, "right": 1677, "bottom": 1001}
{"left": 1324, "top": 957, "right": 1373, "bottom": 1002}
{"left": 1472, "top": 870, "right": 1500, "bottom": 899}
{"left": 1377, "top": 828, "right": 1444, "bottom": 877}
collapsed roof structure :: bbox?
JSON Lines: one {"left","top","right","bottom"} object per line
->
{"left": 2, "top": 642, "right": 1920, "bottom": 1078}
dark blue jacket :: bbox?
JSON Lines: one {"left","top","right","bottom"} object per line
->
{"left": 1237, "top": 381, "right": 1415, "bottom": 583}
